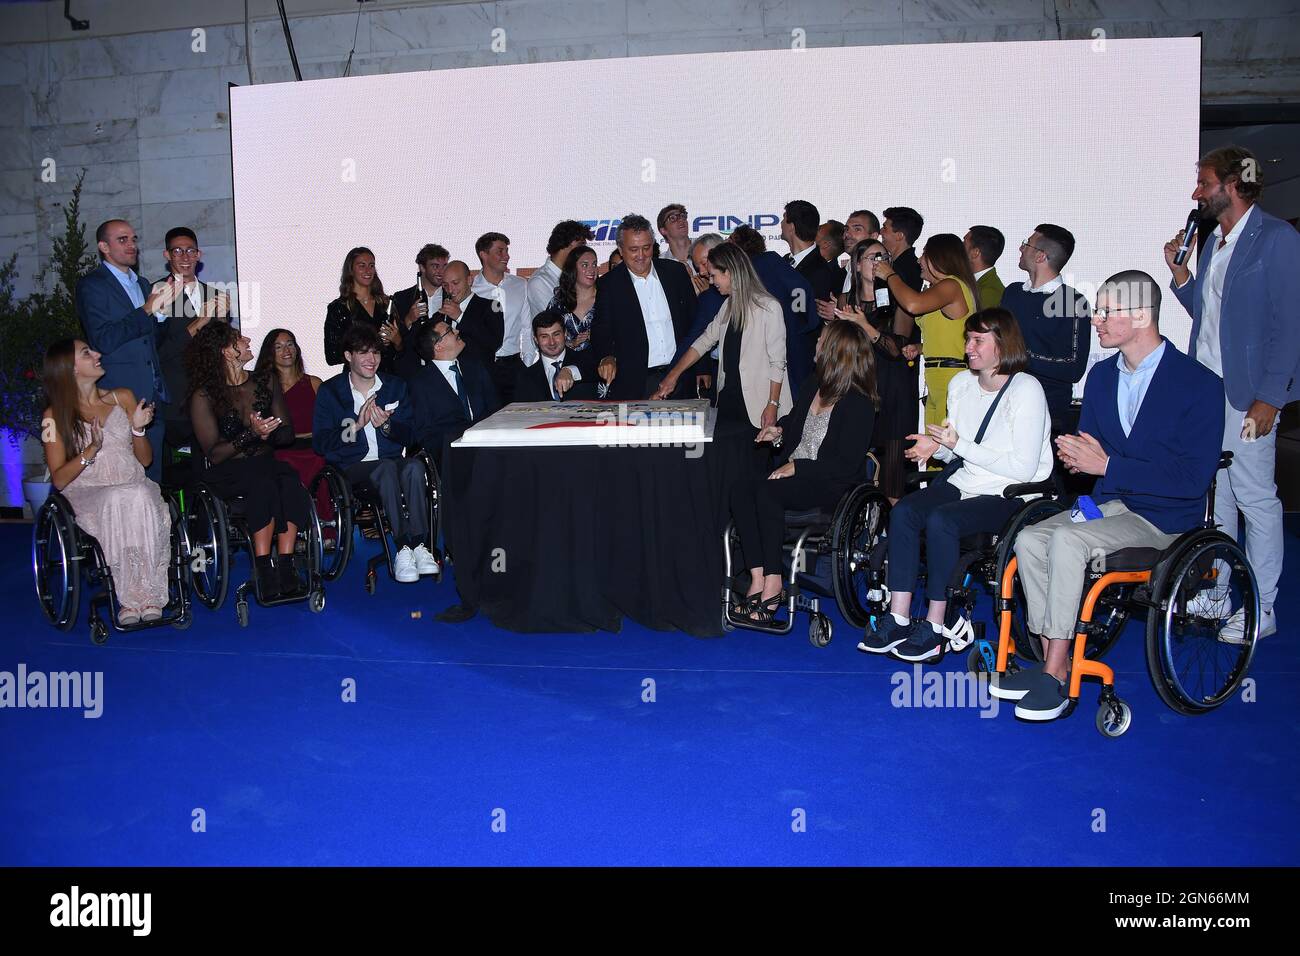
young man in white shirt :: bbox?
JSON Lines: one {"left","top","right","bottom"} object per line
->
{"left": 472, "top": 231, "right": 535, "bottom": 402}
{"left": 526, "top": 220, "right": 594, "bottom": 319}
{"left": 657, "top": 203, "right": 694, "bottom": 272}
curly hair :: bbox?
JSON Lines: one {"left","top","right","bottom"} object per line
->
{"left": 555, "top": 244, "right": 597, "bottom": 314}
{"left": 185, "top": 322, "right": 243, "bottom": 419}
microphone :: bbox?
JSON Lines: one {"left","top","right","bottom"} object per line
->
{"left": 1174, "top": 210, "right": 1200, "bottom": 266}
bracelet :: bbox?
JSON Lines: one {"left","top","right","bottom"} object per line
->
{"left": 767, "top": 399, "right": 780, "bottom": 407}
{"left": 131, "top": 426, "right": 147, "bottom": 437}
{"left": 80, "top": 456, "right": 95, "bottom": 467}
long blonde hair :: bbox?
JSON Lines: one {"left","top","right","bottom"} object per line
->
{"left": 708, "top": 242, "right": 777, "bottom": 333}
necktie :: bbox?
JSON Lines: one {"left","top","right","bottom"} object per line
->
{"left": 450, "top": 362, "right": 473, "bottom": 419}
{"left": 784, "top": 253, "right": 794, "bottom": 265}
{"left": 551, "top": 361, "right": 563, "bottom": 400}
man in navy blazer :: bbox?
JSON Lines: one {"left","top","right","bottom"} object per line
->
{"left": 75, "top": 218, "right": 178, "bottom": 480}
{"left": 1165, "top": 145, "right": 1300, "bottom": 641}
{"left": 313, "top": 324, "right": 436, "bottom": 583}
{"left": 406, "top": 320, "right": 500, "bottom": 468}
{"left": 1003, "top": 271, "right": 1225, "bottom": 721}
{"left": 591, "top": 214, "right": 697, "bottom": 400}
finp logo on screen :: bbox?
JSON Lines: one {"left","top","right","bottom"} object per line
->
{"left": 580, "top": 213, "right": 781, "bottom": 242}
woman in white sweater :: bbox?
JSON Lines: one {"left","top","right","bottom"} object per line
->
{"left": 859, "top": 307, "right": 1054, "bottom": 661}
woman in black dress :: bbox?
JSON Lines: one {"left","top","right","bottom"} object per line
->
{"left": 187, "top": 323, "right": 310, "bottom": 600}
{"left": 836, "top": 238, "right": 920, "bottom": 502}
{"left": 323, "top": 246, "right": 396, "bottom": 373}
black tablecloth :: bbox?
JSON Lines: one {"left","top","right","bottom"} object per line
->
{"left": 443, "top": 434, "right": 767, "bottom": 637}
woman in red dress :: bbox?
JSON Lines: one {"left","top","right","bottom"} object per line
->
{"left": 256, "top": 329, "right": 328, "bottom": 519}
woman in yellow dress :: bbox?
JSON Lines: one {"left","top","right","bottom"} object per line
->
{"left": 873, "top": 233, "right": 979, "bottom": 427}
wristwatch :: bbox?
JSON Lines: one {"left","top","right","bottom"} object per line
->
{"left": 767, "top": 399, "right": 780, "bottom": 408}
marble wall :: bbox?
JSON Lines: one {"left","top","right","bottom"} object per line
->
{"left": 1, "top": 0, "right": 1296, "bottom": 296}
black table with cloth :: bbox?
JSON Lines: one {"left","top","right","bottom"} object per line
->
{"left": 442, "top": 430, "right": 767, "bottom": 637}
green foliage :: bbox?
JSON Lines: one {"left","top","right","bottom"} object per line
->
{"left": 0, "top": 170, "right": 96, "bottom": 445}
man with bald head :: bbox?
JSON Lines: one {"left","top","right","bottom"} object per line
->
{"left": 75, "top": 218, "right": 179, "bottom": 480}
{"left": 1001, "top": 270, "right": 1225, "bottom": 722}
{"left": 430, "top": 260, "right": 503, "bottom": 376}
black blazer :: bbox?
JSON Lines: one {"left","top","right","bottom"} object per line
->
{"left": 513, "top": 349, "right": 599, "bottom": 403}
{"left": 453, "top": 294, "right": 504, "bottom": 371}
{"left": 154, "top": 279, "right": 234, "bottom": 442}
{"left": 590, "top": 260, "right": 697, "bottom": 400}
{"left": 776, "top": 378, "right": 876, "bottom": 486}
{"left": 795, "top": 249, "right": 840, "bottom": 305}
{"left": 407, "top": 355, "right": 501, "bottom": 466}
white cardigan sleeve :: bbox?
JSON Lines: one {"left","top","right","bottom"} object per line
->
{"left": 951, "top": 376, "right": 1050, "bottom": 483}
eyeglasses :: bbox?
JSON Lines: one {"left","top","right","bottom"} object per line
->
{"left": 664, "top": 211, "right": 687, "bottom": 224}
{"left": 1091, "top": 307, "right": 1141, "bottom": 322}
{"left": 168, "top": 247, "right": 200, "bottom": 257}
{"left": 1020, "top": 239, "right": 1046, "bottom": 254}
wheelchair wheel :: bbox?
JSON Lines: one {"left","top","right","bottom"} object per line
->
{"left": 312, "top": 467, "right": 353, "bottom": 582}
{"left": 831, "top": 486, "right": 889, "bottom": 629}
{"left": 167, "top": 497, "right": 193, "bottom": 611}
{"left": 993, "top": 497, "right": 1068, "bottom": 664}
{"left": 1146, "top": 534, "right": 1257, "bottom": 715}
{"left": 1096, "top": 698, "right": 1132, "bottom": 738}
{"left": 808, "top": 613, "right": 832, "bottom": 648}
{"left": 186, "top": 487, "right": 229, "bottom": 610}
{"left": 32, "top": 496, "right": 81, "bottom": 631}
{"left": 422, "top": 453, "right": 443, "bottom": 564}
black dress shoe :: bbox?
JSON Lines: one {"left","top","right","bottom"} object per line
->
{"left": 436, "top": 603, "right": 477, "bottom": 624}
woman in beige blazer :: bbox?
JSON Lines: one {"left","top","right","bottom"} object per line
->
{"left": 653, "top": 243, "right": 792, "bottom": 447}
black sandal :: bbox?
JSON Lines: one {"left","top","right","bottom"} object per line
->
{"left": 731, "top": 591, "right": 762, "bottom": 618}
{"left": 749, "top": 591, "right": 787, "bottom": 624}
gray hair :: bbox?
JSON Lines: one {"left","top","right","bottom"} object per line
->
{"left": 689, "top": 233, "right": 724, "bottom": 260}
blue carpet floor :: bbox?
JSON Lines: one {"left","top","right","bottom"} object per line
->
{"left": 2, "top": 519, "right": 1298, "bottom": 866}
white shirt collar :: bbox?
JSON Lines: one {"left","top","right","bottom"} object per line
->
{"left": 1026, "top": 274, "right": 1063, "bottom": 295}
{"left": 1212, "top": 203, "right": 1256, "bottom": 246}
{"left": 974, "top": 266, "right": 993, "bottom": 280}
{"left": 350, "top": 373, "right": 382, "bottom": 399}
{"left": 790, "top": 245, "right": 815, "bottom": 267}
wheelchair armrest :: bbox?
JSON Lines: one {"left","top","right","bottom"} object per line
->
{"left": 1003, "top": 479, "right": 1058, "bottom": 499}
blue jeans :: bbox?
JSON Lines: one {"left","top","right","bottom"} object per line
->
{"left": 887, "top": 480, "right": 1020, "bottom": 598}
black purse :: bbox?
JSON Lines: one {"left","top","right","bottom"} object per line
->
{"left": 931, "top": 373, "right": 1015, "bottom": 484}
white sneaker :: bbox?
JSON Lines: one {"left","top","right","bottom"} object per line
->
{"left": 394, "top": 546, "right": 419, "bottom": 583}
{"left": 412, "top": 544, "right": 440, "bottom": 575}
{"left": 1185, "top": 589, "right": 1231, "bottom": 620}
{"left": 1218, "top": 606, "right": 1276, "bottom": 645}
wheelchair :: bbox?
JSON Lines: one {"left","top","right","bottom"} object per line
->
{"left": 992, "top": 452, "right": 1258, "bottom": 737}
{"left": 32, "top": 491, "right": 194, "bottom": 645}
{"left": 721, "top": 454, "right": 891, "bottom": 646}
{"left": 855, "top": 470, "right": 1121, "bottom": 670}
{"left": 183, "top": 478, "right": 325, "bottom": 627}
{"left": 310, "top": 448, "right": 443, "bottom": 594}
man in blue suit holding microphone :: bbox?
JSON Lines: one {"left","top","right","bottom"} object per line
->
{"left": 1165, "top": 145, "right": 1300, "bottom": 642}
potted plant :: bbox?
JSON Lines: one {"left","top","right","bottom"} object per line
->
{"left": 0, "top": 171, "right": 96, "bottom": 514}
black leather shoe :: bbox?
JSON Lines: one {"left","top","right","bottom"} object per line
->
{"left": 436, "top": 603, "right": 477, "bottom": 624}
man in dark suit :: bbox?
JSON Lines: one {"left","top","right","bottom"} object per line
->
{"left": 729, "top": 225, "right": 818, "bottom": 391}
{"left": 75, "top": 218, "right": 178, "bottom": 481}
{"left": 390, "top": 242, "right": 449, "bottom": 367}
{"left": 782, "top": 200, "right": 839, "bottom": 305}
{"left": 591, "top": 213, "right": 697, "bottom": 400}
{"left": 150, "top": 227, "right": 233, "bottom": 450}
{"left": 817, "top": 221, "right": 848, "bottom": 293}
{"left": 407, "top": 320, "right": 500, "bottom": 468}
{"left": 426, "top": 260, "right": 502, "bottom": 376}
{"left": 514, "top": 309, "right": 598, "bottom": 402}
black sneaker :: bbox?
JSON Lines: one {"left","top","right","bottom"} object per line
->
{"left": 255, "top": 554, "right": 281, "bottom": 601}
{"left": 989, "top": 662, "right": 1043, "bottom": 701}
{"left": 857, "top": 614, "right": 916, "bottom": 654}
{"left": 1014, "top": 670, "right": 1071, "bottom": 721}
{"left": 891, "top": 624, "right": 946, "bottom": 662}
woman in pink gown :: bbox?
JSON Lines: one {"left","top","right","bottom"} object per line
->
{"left": 41, "top": 339, "right": 170, "bottom": 625}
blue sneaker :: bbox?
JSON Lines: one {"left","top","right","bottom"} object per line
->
{"left": 891, "top": 623, "right": 946, "bottom": 662}
{"left": 1014, "top": 670, "right": 1071, "bottom": 721}
{"left": 989, "top": 662, "right": 1044, "bottom": 701}
{"left": 857, "top": 613, "right": 917, "bottom": 654}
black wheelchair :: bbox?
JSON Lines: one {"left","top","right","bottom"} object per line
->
{"left": 855, "top": 470, "right": 1116, "bottom": 669}
{"left": 721, "top": 455, "right": 891, "bottom": 646}
{"left": 310, "top": 449, "right": 443, "bottom": 594}
{"left": 183, "top": 479, "right": 325, "bottom": 627}
{"left": 32, "top": 492, "right": 193, "bottom": 644}
{"left": 992, "top": 452, "right": 1258, "bottom": 737}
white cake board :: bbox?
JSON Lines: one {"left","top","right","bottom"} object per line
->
{"left": 452, "top": 399, "right": 717, "bottom": 449}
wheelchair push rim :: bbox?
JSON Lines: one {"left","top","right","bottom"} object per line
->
{"left": 32, "top": 496, "right": 81, "bottom": 631}
{"left": 1146, "top": 534, "right": 1258, "bottom": 715}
